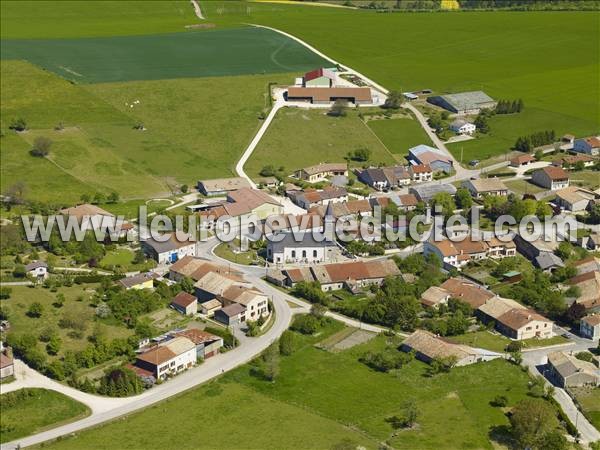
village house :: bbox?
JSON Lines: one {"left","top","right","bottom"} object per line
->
{"left": 199, "top": 298, "right": 222, "bottom": 317}
{"left": 408, "top": 164, "right": 433, "bottom": 183}
{"left": 303, "top": 67, "right": 336, "bottom": 87}
{"left": 266, "top": 231, "right": 337, "bottom": 264}
{"left": 513, "top": 234, "right": 564, "bottom": 272}
{"left": 547, "top": 351, "right": 599, "bottom": 388}
{"left": 408, "top": 145, "right": 454, "bottom": 173}
{"left": 197, "top": 177, "right": 251, "bottom": 196}
{"left": 295, "top": 163, "right": 348, "bottom": 183}
{"left": 357, "top": 166, "right": 411, "bottom": 191}
{"left": 170, "top": 291, "right": 198, "bottom": 316}
{"left": 176, "top": 329, "right": 223, "bottom": 360}
{"left": 424, "top": 238, "right": 488, "bottom": 270}
{"left": 277, "top": 259, "right": 400, "bottom": 293}
{"left": 142, "top": 232, "right": 198, "bottom": 264}
{"left": 25, "top": 261, "right": 48, "bottom": 280}
{"left": 449, "top": 119, "right": 476, "bottom": 135}
{"left": 554, "top": 186, "right": 598, "bottom": 212}
{"left": 194, "top": 271, "right": 250, "bottom": 302}
{"left": 217, "top": 285, "right": 269, "bottom": 323}
{"left": 573, "top": 256, "right": 600, "bottom": 275}
{"left": 555, "top": 154, "right": 596, "bottom": 169}
{"left": 420, "top": 286, "right": 451, "bottom": 308}
{"left": 427, "top": 91, "right": 497, "bottom": 115}
{"left": 118, "top": 272, "right": 159, "bottom": 290}
{"left": 579, "top": 233, "right": 600, "bottom": 252}
{"left": 462, "top": 178, "right": 508, "bottom": 198}
{"left": 580, "top": 315, "right": 600, "bottom": 340}
{"left": 133, "top": 336, "right": 197, "bottom": 381}
{"left": 59, "top": 203, "right": 119, "bottom": 232}
{"left": 214, "top": 303, "right": 246, "bottom": 326}
{"left": 477, "top": 297, "right": 554, "bottom": 340}
{"left": 568, "top": 271, "right": 600, "bottom": 311}
{"left": 401, "top": 330, "right": 500, "bottom": 366}
{"left": 256, "top": 177, "right": 280, "bottom": 188}
{"left": 436, "top": 277, "right": 496, "bottom": 309}
{"left": 169, "top": 256, "right": 243, "bottom": 283}
{"left": 0, "top": 347, "right": 14, "bottom": 381}
{"left": 289, "top": 186, "right": 348, "bottom": 209}
{"left": 509, "top": 154, "right": 536, "bottom": 168}
{"left": 573, "top": 136, "right": 600, "bottom": 156}
{"left": 409, "top": 184, "right": 457, "bottom": 203}
{"left": 531, "top": 166, "right": 570, "bottom": 191}
{"left": 369, "top": 193, "right": 419, "bottom": 212}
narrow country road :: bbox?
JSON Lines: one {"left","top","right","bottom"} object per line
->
{"left": 190, "top": 0, "right": 204, "bottom": 20}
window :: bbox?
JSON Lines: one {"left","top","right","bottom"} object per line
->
{"left": 302, "top": 250, "right": 307, "bottom": 258}
{"left": 291, "top": 250, "right": 296, "bottom": 258}
{"left": 313, "top": 250, "right": 318, "bottom": 258}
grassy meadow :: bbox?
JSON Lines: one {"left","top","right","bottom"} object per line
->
{"left": 1, "top": 60, "right": 295, "bottom": 203}
{"left": 246, "top": 108, "right": 397, "bottom": 178}
{"left": 43, "top": 322, "right": 540, "bottom": 450}
{"left": 1, "top": 285, "right": 133, "bottom": 360}
{"left": 367, "top": 115, "right": 433, "bottom": 155}
{"left": 0, "top": 388, "right": 90, "bottom": 444}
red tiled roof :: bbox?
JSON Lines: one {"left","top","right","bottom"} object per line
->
{"left": 171, "top": 291, "right": 197, "bottom": 308}
{"left": 176, "top": 329, "right": 220, "bottom": 345}
{"left": 541, "top": 166, "right": 569, "bottom": 181}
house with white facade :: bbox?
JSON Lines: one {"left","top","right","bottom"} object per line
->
{"left": 133, "top": 336, "right": 197, "bottom": 380}
{"left": 477, "top": 297, "right": 554, "bottom": 340}
{"left": 267, "top": 231, "right": 337, "bottom": 264}
{"left": 580, "top": 315, "right": 600, "bottom": 340}
{"left": 531, "top": 166, "right": 570, "bottom": 191}
{"left": 408, "top": 164, "right": 433, "bottom": 183}
{"left": 218, "top": 285, "right": 269, "bottom": 323}
{"left": 449, "top": 119, "right": 476, "bottom": 135}
{"left": 142, "top": 232, "right": 198, "bottom": 264}
{"left": 25, "top": 261, "right": 48, "bottom": 280}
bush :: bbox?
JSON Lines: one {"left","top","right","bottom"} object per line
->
{"left": 360, "top": 348, "right": 413, "bottom": 372}
{"left": 290, "top": 314, "right": 322, "bottom": 335}
{"left": 9, "top": 118, "right": 27, "bottom": 132}
{"left": 30, "top": 136, "right": 52, "bottom": 157}
{"left": 279, "top": 330, "right": 297, "bottom": 356}
{"left": 98, "top": 367, "right": 144, "bottom": 397}
{"left": 490, "top": 395, "right": 508, "bottom": 407}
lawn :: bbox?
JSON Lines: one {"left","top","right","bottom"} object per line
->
{"left": 1, "top": 27, "right": 330, "bottom": 83}
{"left": 367, "top": 115, "right": 433, "bottom": 155}
{"left": 1, "top": 60, "right": 295, "bottom": 202}
{"left": 101, "top": 199, "right": 175, "bottom": 219}
{"left": 449, "top": 331, "right": 569, "bottom": 352}
{"left": 1, "top": 285, "right": 132, "bottom": 360}
{"left": 446, "top": 108, "right": 598, "bottom": 164}
{"left": 0, "top": 388, "right": 90, "bottom": 444}
{"left": 0, "top": 1, "right": 200, "bottom": 39}
{"left": 569, "top": 170, "right": 600, "bottom": 191}
{"left": 39, "top": 320, "right": 542, "bottom": 449}
{"left": 505, "top": 179, "right": 547, "bottom": 196}
{"left": 203, "top": 2, "right": 599, "bottom": 159}
{"left": 41, "top": 382, "right": 373, "bottom": 450}
{"left": 572, "top": 387, "right": 600, "bottom": 430}
{"left": 213, "top": 242, "right": 260, "bottom": 266}
{"left": 245, "top": 108, "right": 397, "bottom": 178}
{"left": 99, "top": 248, "right": 156, "bottom": 273}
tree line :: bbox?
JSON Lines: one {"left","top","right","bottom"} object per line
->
{"left": 495, "top": 98, "right": 524, "bottom": 114}
{"left": 514, "top": 130, "right": 556, "bottom": 152}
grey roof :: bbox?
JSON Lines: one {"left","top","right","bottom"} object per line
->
{"left": 535, "top": 252, "right": 565, "bottom": 270}
{"left": 358, "top": 168, "right": 388, "bottom": 185}
{"left": 220, "top": 303, "right": 246, "bottom": 317}
{"left": 143, "top": 232, "right": 194, "bottom": 254}
{"left": 25, "top": 261, "right": 47, "bottom": 271}
{"left": 331, "top": 175, "right": 348, "bottom": 187}
{"left": 268, "top": 231, "right": 336, "bottom": 253}
{"left": 409, "top": 184, "right": 457, "bottom": 202}
{"left": 438, "top": 91, "right": 495, "bottom": 111}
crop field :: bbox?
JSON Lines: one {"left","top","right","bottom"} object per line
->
{"left": 367, "top": 116, "right": 433, "bottom": 155}
{"left": 0, "top": 1, "right": 200, "bottom": 39}
{"left": 1, "top": 60, "right": 295, "bottom": 202}
{"left": 1, "top": 27, "right": 329, "bottom": 83}
{"left": 43, "top": 323, "right": 539, "bottom": 449}
{"left": 246, "top": 108, "right": 397, "bottom": 179}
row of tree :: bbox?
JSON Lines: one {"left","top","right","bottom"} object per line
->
{"left": 495, "top": 98, "right": 524, "bottom": 114}
{"left": 514, "top": 130, "right": 556, "bottom": 152}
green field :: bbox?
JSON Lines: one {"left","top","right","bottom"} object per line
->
{"left": 505, "top": 178, "right": 547, "bottom": 196}
{"left": 44, "top": 322, "right": 542, "bottom": 449}
{"left": 1, "top": 285, "right": 133, "bottom": 360}
{"left": 0, "top": 388, "right": 90, "bottom": 443}
{"left": 572, "top": 387, "right": 600, "bottom": 430}
{"left": 203, "top": 2, "right": 599, "bottom": 158}
{"left": 1, "top": 27, "right": 329, "bottom": 83}
{"left": 246, "top": 108, "right": 397, "bottom": 178}
{"left": 449, "top": 331, "right": 569, "bottom": 352}
{"left": 367, "top": 116, "right": 433, "bottom": 155}
{"left": 0, "top": 1, "right": 199, "bottom": 39}
{"left": 1, "top": 60, "right": 294, "bottom": 203}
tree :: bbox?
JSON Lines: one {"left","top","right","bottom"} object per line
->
{"left": 259, "top": 165, "right": 276, "bottom": 177}
{"left": 555, "top": 241, "right": 573, "bottom": 260}
{"left": 12, "top": 264, "right": 26, "bottom": 278}
{"left": 98, "top": 367, "right": 144, "bottom": 397}
{"left": 180, "top": 184, "right": 188, "bottom": 194}
{"left": 80, "top": 193, "right": 91, "bottom": 203}
{"left": 537, "top": 431, "right": 567, "bottom": 450}
{"left": 574, "top": 160, "right": 585, "bottom": 171}
{"left": 431, "top": 192, "right": 456, "bottom": 219}
{"left": 534, "top": 149, "right": 544, "bottom": 161}
{"left": 279, "top": 330, "right": 296, "bottom": 356}
{"left": 455, "top": 188, "right": 473, "bottom": 210}
{"left": 93, "top": 192, "right": 106, "bottom": 205}
{"left": 352, "top": 147, "right": 371, "bottom": 162}
{"left": 27, "top": 302, "right": 44, "bottom": 318}
{"left": 474, "top": 114, "right": 489, "bottom": 133}
{"left": 53, "top": 293, "right": 65, "bottom": 308}
{"left": 383, "top": 90, "right": 402, "bottom": 109}
{"left": 490, "top": 395, "right": 508, "bottom": 407}
{"left": 107, "top": 192, "right": 120, "bottom": 203}
{"left": 0, "top": 287, "right": 12, "bottom": 300}
{"left": 9, "top": 118, "right": 27, "bottom": 132}
{"left": 30, "top": 136, "right": 52, "bottom": 157}
{"left": 328, "top": 99, "right": 348, "bottom": 117}
{"left": 46, "top": 335, "right": 62, "bottom": 355}
{"left": 509, "top": 398, "right": 559, "bottom": 449}
{"left": 260, "top": 343, "right": 280, "bottom": 381}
